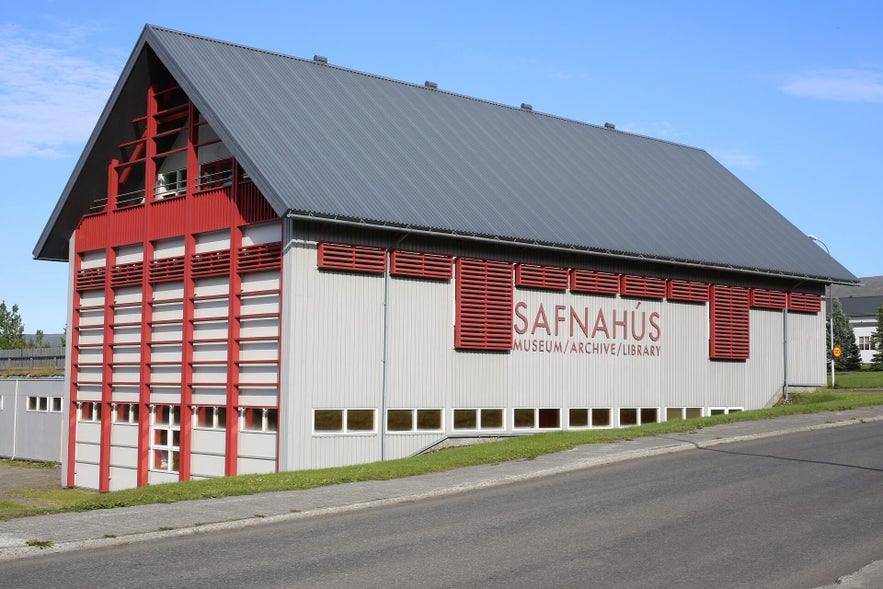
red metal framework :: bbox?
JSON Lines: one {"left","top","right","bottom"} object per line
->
{"left": 667, "top": 279, "right": 709, "bottom": 303}
{"left": 455, "top": 257, "right": 513, "bottom": 351}
{"left": 750, "top": 288, "right": 787, "bottom": 310}
{"left": 788, "top": 291, "right": 822, "bottom": 313}
{"left": 570, "top": 269, "right": 620, "bottom": 295}
{"left": 317, "top": 242, "right": 387, "bottom": 274}
{"left": 620, "top": 274, "right": 667, "bottom": 300}
{"left": 710, "top": 284, "right": 750, "bottom": 360}
{"left": 515, "top": 263, "right": 569, "bottom": 291}
{"left": 390, "top": 250, "right": 453, "bottom": 280}
{"left": 68, "top": 77, "right": 282, "bottom": 491}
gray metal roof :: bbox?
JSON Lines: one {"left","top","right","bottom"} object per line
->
{"left": 35, "top": 25, "right": 857, "bottom": 284}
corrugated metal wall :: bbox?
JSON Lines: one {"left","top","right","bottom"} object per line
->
{"left": 279, "top": 223, "right": 828, "bottom": 472}
{"left": 0, "top": 379, "right": 65, "bottom": 463}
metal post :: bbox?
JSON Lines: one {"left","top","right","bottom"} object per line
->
{"left": 807, "top": 235, "right": 835, "bottom": 388}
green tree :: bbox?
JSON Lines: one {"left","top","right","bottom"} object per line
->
{"left": 871, "top": 304, "right": 883, "bottom": 371}
{"left": 0, "top": 301, "right": 26, "bottom": 349}
{"left": 826, "top": 298, "right": 862, "bottom": 371}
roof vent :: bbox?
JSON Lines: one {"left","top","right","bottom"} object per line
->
{"left": 425, "top": 81, "right": 438, "bottom": 89}
{"left": 604, "top": 122, "right": 616, "bottom": 130}
{"left": 313, "top": 55, "right": 328, "bottom": 64}
{"left": 520, "top": 103, "right": 533, "bottom": 111}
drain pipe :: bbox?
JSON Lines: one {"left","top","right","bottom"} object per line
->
{"left": 783, "top": 307, "right": 789, "bottom": 402}
{"left": 12, "top": 379, "right": 19, "bottom": 460}
{"left": 381, "top": 232, "right": 411, "bottom": 461}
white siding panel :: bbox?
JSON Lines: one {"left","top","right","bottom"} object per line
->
{"left": 191, "top": 453, "right": 226, "bottom": 477}
{"left": 153, "top": 281, "right": 184, "bottom": 301}
{"left": 75, "top": 442, "right": 100, "bottom": 463}
{"left": 239, "top": 432, "right": 276, "bottom": 459}
{"left": 78, "top": 328, "right": 104, "bottom": 345}
{"left": 788, "top": 311, "right": 826, "bottom": 386}
{"left": 111, "top": 386, "right": 140, "bottom": 402}
{"left": 109, "top": 444, "right": 138, "bottom": 466}
{"left": 114, "top": 286, "right": 142, "bottom": 304}
{"left": 115, "top": 244, "right": 143, "bottom": 264}
{"left": 194, "top": 230, "right": 230, "bottom": 253}
{"left": 151, "top": 365, "right": 183, "bottom": 384}
{"left": 76, "top": 385, "right": 102, "bottom": 401}
{"left": 239, "top": 340, "right": 278, "bottom": 361}
{"left": 237, "top": 388, "right": 277, "bottom": 405}
{"left": 148, "top": 471, "right": 179, "bottom": 485}
{"left": 151, "top": 344, "right": 183, "bottom": 362}
{"left": 192, "top": 364, "right": 227, "bottom": 384}
{"left": 112, "top": 365, "right": 140, "bottom": 384}
{"left": 153, "top": 237, "right": 185, "bottom": 259}
{"left": 108, "top": 467, "right": 138, "bottom": 491}
{"left": 237, "top": 457, "right": 275, "bottom": 475}
{"left": 241, "top": 270, "right": 280, "bottom": 292}
{"left": 194, "top": 298, "right": 229, "bottom": 318}
{"left": 78, "top": 308, "right": 105, "bottom": 327}
{"left": 150, "top": 390, "right": 182, "bottom": 404}
{"left": 194, "top": 276, "right": 229, "bottom": 297}
{"left": 75, "top": 462, "right": 100, "bottom": 489}
{"left": 191, "top": 429, "right": 227, "bottom": 453}
{"left": 191, "top": 388, "right": 228, "bottom": 405}
{"left": 80, "top": 250, "right": 106, "bottom": 268}
{"left": 77, "top": 365, "right": 104, "bottom": 383}
{"left": 241, "top": 222, "right": 281, "bottom": 246}
{"left": 112, "top": 345, "right": 141, "bottom": 363}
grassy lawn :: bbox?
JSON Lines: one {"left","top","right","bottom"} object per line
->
{"left": 2, "top": 389, "right": 883, "bottom": 522}
{"left": 829, "top": 368, "right": 883, "bottom": 389}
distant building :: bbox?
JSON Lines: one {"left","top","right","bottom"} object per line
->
{"left": 34, "top": 26, "right": 856, "bottom": 492}
{"left": 832, "top": 276, "right": 883, "bottom": 364}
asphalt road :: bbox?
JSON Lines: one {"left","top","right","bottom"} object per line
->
{"left": 4, "top": 422, "right": 883, "bottom": 589}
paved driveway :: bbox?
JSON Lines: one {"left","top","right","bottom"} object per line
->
{"left": 0, "top": 464, "right": 61, "bottom": 493}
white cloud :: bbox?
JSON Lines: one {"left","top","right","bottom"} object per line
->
{"left": 0, "top": 23, "right": 119, "bottom": 158}
{"left": 780, "top": 68, "right": 883, "bottom": 103}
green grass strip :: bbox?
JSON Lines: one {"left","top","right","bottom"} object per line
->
{"left": 2, "top": 390, "right": 883, "bottom": 522}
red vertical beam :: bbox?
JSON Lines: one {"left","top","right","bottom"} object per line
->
{"left": 144, "top": 84, "right": 158, "bottom": 204}
{"left": 136, "top": 248, "right": 154, "bottom": 487}
{"left": 225, "top": 165, "right": 243, "bottom": 476}
{"left": 98, "top": 247, "right": 117, "bottom": 493}
{"left": 66, "top": 254, "right": 83, "bottom": 488}
{"left": 107, "top": 159, "right": 119, "bottom": 211}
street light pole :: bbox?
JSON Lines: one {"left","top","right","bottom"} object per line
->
{"left": 807, "top": 235, "right": 835, "bottom": 388}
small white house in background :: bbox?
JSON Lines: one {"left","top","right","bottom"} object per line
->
{"left": 0, "top": 378, "right": 65, "bottom": 463}
{"left": 34, "top": 26, "right": 857, "bottom": 492}
{"left": 832, "top": 276, "right": 883, "bottom": 364}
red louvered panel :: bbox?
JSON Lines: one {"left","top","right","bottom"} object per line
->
{"left": 515, "top": 264, "right": 569, "bottom": 291}
{"left": 237, "top": 182, "right": 278, "bottom": 224}
{"left": 750, "top": 288, "right": 787, "bottom": 309}
{"left": 191, "top": 189, "right": 231, "bottom": 234}
{"left": 317, "top": 242, "right": 387, "bottom": 274}
{"left": 667, "top": 279, "right": 709, "bottom": 302}
{"left": 390, "top": 250, "right": 453, "bottom": 280}
{"left": 710, "top": 284, "right": 750, "bottom": 360}
{"left": 76, "top": 214, "right": 108, "bottom": 252}
{"left": 110, "top": 261, "right": 144, "bottom": 287}
{"left": 76, "top": 267, "right": 106, "bottom": 291}
{"left": 238, "top": 242, "right": 282, "bottom": 273}
{"left": 455, "top": 257, "right": 513, "bottom": 351}
{"left": 149, "top": 197, "right": 186, "bottom": 240}
{"left": 191, "top": 250, "right": 231, "bottom": 278}
{"left": 621, "top": 274, "right": 667, "bottom": 300}
{"left": 570, "top": 269, "right": 620, "bottom": 295}
{"left": 788, "top": 291, "right": 822, "bottom": 313}
{"left": 149, "top": 256, "right": 185, "bottom": 283}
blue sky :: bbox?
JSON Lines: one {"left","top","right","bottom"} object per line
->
{"left": 1, "top": 1, "right": 881, "bottom": 333}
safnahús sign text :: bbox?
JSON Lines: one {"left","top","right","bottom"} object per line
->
{"left": 513, "top": 300, "right": 662, "bottom": 357}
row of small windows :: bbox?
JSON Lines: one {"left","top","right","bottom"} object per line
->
{"left": 76, "top": 402, "right": 277, "bottom": 432}
{"left": 313, "top": 406, "right": 745, "bottom": 433}
{"left": 26, "top": 396, "right": 63, "bottom": 413}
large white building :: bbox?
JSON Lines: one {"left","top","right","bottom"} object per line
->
{"left": 35, "top": 26, "right": 856, "bottom": 492}
{"left": 833, "top": 276, "right": 883, "bottom": 364}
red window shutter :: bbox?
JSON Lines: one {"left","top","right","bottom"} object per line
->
{"left": 456, "top": 257, "right": 513, "bottom": 351}
{"left": 667, "top": 279, "right": 709, "bottom": 302}
{"left": 750, "top": 288, "right": 787, "bottom": 309}
{"left": 238, "top": 242, "right": 282, "bottom": 273}
{"left": 390, "top": 250, "right": 453, "bottom": 280}
{"left": 710, "top": 284, "right": 750, "bottom": 360}
{"left": 788, "top": 292, "right": 822, "bottom": 313}
{"left": 149, "top": 256, "right": 186, "bottom": 283}
{"left": 76, "top": 267, "right": 106, "bottom": 291}
{"left": 515, "top": 264, "right": 568, "bottom": 291}
{"left": 570, "top": 269, "right": 620, "bottom": 295}
{"left": 620, "top": 274, "right": 667, "bottom": 300}
{"left": 110, "top": 261, "right": 144, "bottom": 288}
{"left": 191, "top": 250, "right": 232, "bottom": 278}
{"left": 318, "top": 242, "right": 387, "bottom": 274}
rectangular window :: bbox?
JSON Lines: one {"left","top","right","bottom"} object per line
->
{"left": 114, "top": 403, "right": 139, "bottom": 424}
{"left": 620, "top": 274, "right": 667, "bottom": 300}
{"left": 515, "top": 264, "right": 569, "bottom": 291}
{"left": 592, "top": 408, "right": 612, "bottom": 427}
{"left": 515, "top": 408, "right": 561, "bottom": 429}
{"left": 386, "top": 409, "right": 444, "bottom": 432}
{"left": 750, "top": 288, "right": 787, "bottom": 309}
{"left": 619, "top": 408, "right": 638, "bottom": 426}
{"left": 318, "top": 242, "right": 387, "bottom": 274}
{"left": 667, "top": 280, "right": 709, "bottom": 303}
{"left": 640, "top": 408, "right": 658, "bottom": 424}
{"left": 455, "top": 257, "right": 513, "bottom": 351}
{"left": 859, "top": 336, "right": 872, "bottom": 351}
{"left": 452, "top": 408, "right": 504, "bottom": 430}
{"left": 569, "top": 408, "right": 589, "bottom": 428}
{"left": 79, "top": 402, "right": 101, "bottom": 422}
{"left": 710, "top": 284, "right": 750, "bottom": 360}
{"left": 51, "top": 397, "right": 63, "bottom": 413}
{"left": 710, "top": 407, "right": 743, "bottom": 416}
{"left": 788, "top": 292, "right": 822, "bottom": 313}
{"left": 195, "top": 406, "right": 226, "bottom": 429}
{"left": 155, "top": 168, "right": 187, "bottom": 199}
{"left": 242, "top": 407, "right": 278, "bottom": 432}
{"left": 27, "top": 396, "right": 39, "bottom": 411}
{"left": 151, "top": 404, "right": 180, "bottom": 472}
{"left": 570, "top": 269, "right": 619, "bottom": 295}
{"left": 665, "top": 407, "right": 702, "bottom": 421}
{"left": 313, "top": 409, "right": 376, "bottom": 433}
{"left": 391, "top": 250, "right": 453, "bottom": 280}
